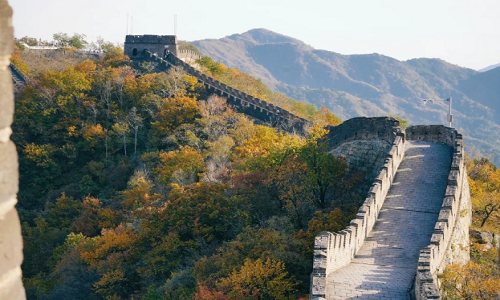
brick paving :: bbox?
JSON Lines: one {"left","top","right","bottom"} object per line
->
{"left": 326, "top": 141, "right": 452, "bottom": 299}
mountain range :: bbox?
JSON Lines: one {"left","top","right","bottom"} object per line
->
{"left": 191, "top": 29, "right": 499, "bottom": 165}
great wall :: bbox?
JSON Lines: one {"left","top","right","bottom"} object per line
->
{"left": 0, "top": 14, "right": 476, "bottom": 299}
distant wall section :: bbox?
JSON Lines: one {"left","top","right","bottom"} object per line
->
{"left": 124, "top": 35, "right": 178, "bottom": 60}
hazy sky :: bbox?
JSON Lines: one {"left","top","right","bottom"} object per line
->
{"left": 10, "top": 0, "right": 499, "bottom": 70}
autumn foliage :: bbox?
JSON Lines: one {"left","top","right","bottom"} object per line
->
{"left": 14, "top": 43, "right": 372, "bottom": 300}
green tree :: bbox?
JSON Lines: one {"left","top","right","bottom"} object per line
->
{"left": 300, "top": 126, "right": 348, "bottom": 208}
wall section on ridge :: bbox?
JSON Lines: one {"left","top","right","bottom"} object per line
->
{"left": 139, "top": 50, "right": 312, "bottom": 135}
{"left": 407, "top": 126, "right": 472, "bottom": 300}
{"left": 0, "top": 0, "right": 26, "bottom": 299}
{"left": 311, "top": 117, "right": 405, "bottom": 300}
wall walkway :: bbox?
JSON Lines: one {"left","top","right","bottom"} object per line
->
{"left": 326, "top": 141, "right": 451, "bottom": 299}
{"left": 9, "top": 63, "right": 28, "bottom": 93}
{"left": 311, "top": 125, "right": 471, "bottom": 300}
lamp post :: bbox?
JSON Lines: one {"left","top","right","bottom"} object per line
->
{"left": 423, "top": 97, "right": 453, "bottom": 127}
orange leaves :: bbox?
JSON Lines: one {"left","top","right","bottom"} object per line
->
{"left": 313, "top": 105, "right": 342, "bottom": 127}
{"left": 75, "top": 60, "right": 97, "bottom": 73}
{"left": 79, "top": 224, "right": 137, "bottom": 298}
{"left": 83, "top": 124, "right": 105, "bottom": 146}
{"left": 441, "top": 259, "right": 500, "bottom": 299}
{"left": 216, "top": 258, "right": 298, "bottom": 300}
{"left": 72, "top": 197, "right": 119, "bottom": 237}
{"left": 122, "top": 172, "right": 164, "bottom": 212}
{"left": 192, "top": 285, "right": 228, "bottom": 300}
{"left": 23, "top": 143, "right": 57, "bottom": 168}
{"left": 11, "top": 46, "right": 29, "bottom": 74}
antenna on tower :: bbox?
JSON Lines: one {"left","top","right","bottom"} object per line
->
{"left": 131, "top": 16, "right": 134, "bottom": 34}
{"left": 126, "top": 14, "right": 129, "bottom": 35}
{"left": 174, "top": 14, "right": 177, "bottom": 36}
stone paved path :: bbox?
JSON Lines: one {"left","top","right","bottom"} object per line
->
{"left": 326, "top": 141, "right": 451, "bottom": 300}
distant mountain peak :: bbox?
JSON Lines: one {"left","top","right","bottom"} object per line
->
{"left": 226, "top": 28, "right": 306, "bottom": 46}
{"left": 479, "top": 63, "right": 500, "bottom": 72}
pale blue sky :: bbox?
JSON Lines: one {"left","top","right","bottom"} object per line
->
{"left": 10, "top": 0, "right": 500, "bottom": 70}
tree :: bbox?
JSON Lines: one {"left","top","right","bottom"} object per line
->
{"left": 313, "top": 106, "right": 342, "bottom": 127}
{"left": 216, "top": 258, "right": 298, "bottom": 300}
{"left": 440, "top": 258, "right": 500, "bottom": 299}
{"left": 151, "top": 94, "right": 199, "bottom": 144}
{"left": 127, "top": 107, "right": 143, "bottom": 159}
{"left": 53, "top": 32, "right": 88, "bottom": 49}
{"left": 468, "top": 157, "right": 500, "bottom": 228}
{"left": 149, "top": 146, "right": 205, "bottom": 186}
{"left": 300, "top": 126, "right": 348, "bottom": 208}
{"left": 112, "top": 120, "right": 129, "bottom": 156}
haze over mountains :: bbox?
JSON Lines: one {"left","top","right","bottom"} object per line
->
{"left": 192, "top": 29, "right": 500, "bottom": 164}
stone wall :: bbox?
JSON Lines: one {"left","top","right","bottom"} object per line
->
{"left": 330, "top": 140, "right": 393, "bottom": 196}
{"left": 177, "top": 49, "right": 202, "bottom": 63}
{"left": 325, "top": 116, "right": 401, "bottom": 149}
{"left": 140, "top": 50, "right": 313, "bottom": 135}
{"left": 407, "top": 126, "right": 471, "bottom": 300}
{"left": 310, "top": 119, "right": 405, "bottom": 300}
{"left": 0, "top": 0, "right": 26, "bottom": 299}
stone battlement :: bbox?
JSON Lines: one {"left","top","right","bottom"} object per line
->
{"left": 311, "top": 124, "right": 472, "bottom": 300}
{"left": 311, "top": 120, "right": 405, "bottom": 299}
{"left": 408, "top": 126, "right": 471, "bottom": 300}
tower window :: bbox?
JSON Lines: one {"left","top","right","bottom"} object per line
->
{"left": 132, "top": 48, "right": 138, "bottom": 56}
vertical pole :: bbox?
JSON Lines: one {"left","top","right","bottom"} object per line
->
{"left": 131, "top": 16, "right": 133, "bottom": 34}
{"left": 126, "top": 14, "right": 129, "bottom": 35}
{"left": 448, "top": 97, "right": 452, "bottom": 127}
{"left": 174, "top": 14, "right": 177, "bottom": 36}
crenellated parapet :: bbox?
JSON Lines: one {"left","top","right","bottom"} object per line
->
{"left": 407, "top": 126, "right": 471, "bottom": 300}
{"left": 141, "top": 50, "right": 313, "bottom": 135}
{"left": 176, "top": 49, "right": 202, "bottom": 63}
{"left": 311, "top": 117, "right": 405, "bottom": 300}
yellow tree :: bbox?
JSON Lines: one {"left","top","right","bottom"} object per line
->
{"left": 148, "top": 146, "right": 205, "bottom": 186}
{"left": 151, "top": 94, "right": 199, "bottom": 143}
{"left": 216, "top": 258, "right": 298, "bottom": 300}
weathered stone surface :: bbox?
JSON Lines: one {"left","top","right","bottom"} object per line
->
{"left": 0, "top": 209, "right": 23, "bottom": 277}
{"left": 325, "top": 141, "right": 451, "bottom": 299}
{"left": 0, "top": 140, "right": 18, "bottom": 205}
{"left": 0, "top": 68, "right": 14, "bottom": 128}
{"left": 0, "top": 1, "right": 26, "bottom": 299}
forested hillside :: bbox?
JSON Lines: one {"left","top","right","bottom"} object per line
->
{"left": 13, "top": 44, "right": 361, "bottom": 300}
{"left": 192, "top": 29, "right": 500, "bottom": 165}
{"left": 12, "top": 34, "right": 499, "bottom": 299}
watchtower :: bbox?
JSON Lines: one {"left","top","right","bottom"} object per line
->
{"left": 124, "top": 35, "right": 178, "bottom": 60}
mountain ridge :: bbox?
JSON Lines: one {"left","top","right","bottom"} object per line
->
{"left": 191, "top": 29, "right": 500, "bottom": 164}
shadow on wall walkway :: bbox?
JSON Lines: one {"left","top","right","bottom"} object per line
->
{"left": 326, "top": 141, "right": 452, "bottom": 300}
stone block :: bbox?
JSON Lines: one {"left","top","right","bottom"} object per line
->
{"left": 0, "top": 208, "right": 23, "bottom": 278}
{"left": 0, "top": 267, "right": 26, "bottom": 300}
{"left": 0, "top": 5, "right": 13, "bottom": 56}
{"left": 0, "top": 140, "right": 18, "bottom": 205}
{"left": 448, "top": 170, "right": 459, "bottom": 185}
{"left": 422, "top": 283, "right": 440, "bottom": 299}
{"left": 0, "top": 68, "right": 13, "bottom": 129}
